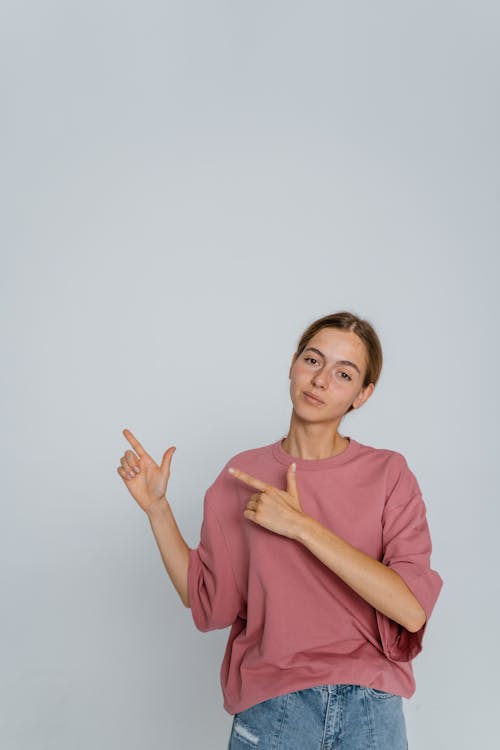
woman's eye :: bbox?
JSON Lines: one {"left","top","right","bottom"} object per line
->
{"left": 304, "top": 357, "right": 351, "bottom": 381}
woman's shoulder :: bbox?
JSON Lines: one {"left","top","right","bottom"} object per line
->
{"left": 355, "top": 438, "right": 423, "bottom": 499}
{"left": 351, "top": 438, "right": 420, "bottom": 493}
{"left": 205, "top": 440, "right": 276, "bottom": 492}
{"left": 352, "top": 436, "right": 408, "bottom": 465}
{"left": 219, "top": 439, "right": 276, "bottom": 471}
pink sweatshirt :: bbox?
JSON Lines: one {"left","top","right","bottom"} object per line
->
{"left": 187, "top": 435, "right": 444, "bottom": 715}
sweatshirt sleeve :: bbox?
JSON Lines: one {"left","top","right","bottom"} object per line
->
{"left": 375, "top": 455, "right": 444, "bottom": 663}
{"left": 188, "top": 484, "right": 245, "bottom": 632}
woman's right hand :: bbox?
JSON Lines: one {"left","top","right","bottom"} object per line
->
{"left": 117, "top": 428, "right": 176, "bottom": 514}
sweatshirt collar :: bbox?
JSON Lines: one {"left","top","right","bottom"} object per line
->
{"left": 271, "top": 435, "right": 359, "bottom": 471}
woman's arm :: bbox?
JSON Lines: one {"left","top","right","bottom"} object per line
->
{"left": 117, "top": 430, "right": 191, "bottom": 608}
{"left": 294, "top": 515, "right": 426, "bottom": 632}
{"left": 146, "top": 498, "right": 191, "bottom": 608}
{"left": 228, "top": 461, "right": 428, "bottom": 634}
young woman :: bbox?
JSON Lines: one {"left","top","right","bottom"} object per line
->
{"left": 117, "top": 310, "right": 443, "bottom": 750}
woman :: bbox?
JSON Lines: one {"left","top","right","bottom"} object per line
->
{"left": 117, "top": 310, "right": 443, "bottom": 750}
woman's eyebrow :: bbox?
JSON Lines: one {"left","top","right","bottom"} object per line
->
{"left": 303, "top": 347, "right": 361, "bottom": 375}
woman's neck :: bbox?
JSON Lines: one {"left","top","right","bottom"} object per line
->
{"left": 282, "top": 432, "right": 349, "bottom": 460}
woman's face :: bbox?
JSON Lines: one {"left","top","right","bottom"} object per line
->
{"left": 288, "top": 328, "right": 374, "bottom": 419}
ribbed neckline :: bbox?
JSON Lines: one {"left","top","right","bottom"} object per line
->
{"left": 271, "top": 435, "right": 359, "bottom": 471}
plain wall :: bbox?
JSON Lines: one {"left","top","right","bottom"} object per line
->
{"left": 2, "top": 1, "right": 498, "bottom": 748}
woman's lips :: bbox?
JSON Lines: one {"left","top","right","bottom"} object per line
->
{"left": 303, "top": 391, "right": 325, "bottom": 405}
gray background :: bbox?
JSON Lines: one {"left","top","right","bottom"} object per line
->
{"left": 2, "top": 1, "right": 498, "bottom": 748}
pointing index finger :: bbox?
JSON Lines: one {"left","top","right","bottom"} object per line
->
{"left": 123, "top": 428, "right": 147, "bottom": 458}
{"left": 228, "top": 467, "right": 270, "bottom": 492}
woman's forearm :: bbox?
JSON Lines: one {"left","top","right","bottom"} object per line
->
{"left": 146, "top": 498, "right": 191, "bottom": 608}
{"left": 295, "top": 514, "right": 426, "bottom": 632}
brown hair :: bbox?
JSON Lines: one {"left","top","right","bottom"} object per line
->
{"left": 294, "top": 311, "right": 383, "bottom": 415}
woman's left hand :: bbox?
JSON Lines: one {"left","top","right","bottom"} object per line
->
{"left": 228, "top": 462, "right": 307, "bottom": 540}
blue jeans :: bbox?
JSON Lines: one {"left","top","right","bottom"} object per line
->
{"left": 227, "top": 684, "right": 408, "bottom": 750}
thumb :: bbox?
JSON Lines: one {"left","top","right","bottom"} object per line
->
{"left": 160, "top": 446, "right": 176, "bottom": 476}
{"left": 286, "top": 461, "right": 298, "bottom": 497}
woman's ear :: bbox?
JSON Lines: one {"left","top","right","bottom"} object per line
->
{"left": 352, "top": 383, "right": 375, "bottom": 410}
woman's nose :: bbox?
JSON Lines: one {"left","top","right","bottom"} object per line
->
{"left": 312, "top": 371, "right": 329, "bottom": 387}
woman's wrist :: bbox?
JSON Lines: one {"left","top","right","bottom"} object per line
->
{"left": 145, "top": 496, "right": 171, "bottom": 519}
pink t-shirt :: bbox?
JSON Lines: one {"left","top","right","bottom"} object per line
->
{"left": 187, "top": 435, "right": 444, "bottom": 715}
